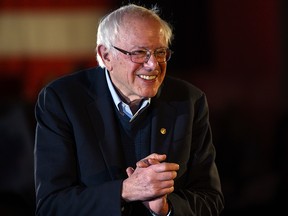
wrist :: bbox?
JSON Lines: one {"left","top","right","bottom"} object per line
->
{"left": 149, "top": 200, "right": 172, "bottom": 216}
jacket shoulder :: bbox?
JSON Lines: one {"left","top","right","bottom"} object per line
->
{"left": 47, "top": 67, "right": 101, "bottom": 88}
{"left": 163, "top": 76, "right": 205, "bottom": 100}
{"left": 36, "top": 66, "right": 105, "bottom": 102}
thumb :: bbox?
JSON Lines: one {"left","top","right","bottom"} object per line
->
{"left": 126, "top": 167, "right": 134, "bottom": 177}
{"left": 146, "top": 153, "right": 167, "bottom": 162}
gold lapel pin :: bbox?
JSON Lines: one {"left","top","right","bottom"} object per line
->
{"left": 160, "top": 128, "right": 166, "bottom": 135}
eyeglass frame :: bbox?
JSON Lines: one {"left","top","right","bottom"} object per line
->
{"left": 112, "top": 45, "right": 173, "bottom": 64}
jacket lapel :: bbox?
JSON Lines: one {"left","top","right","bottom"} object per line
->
{"left": 150, "top": 98, "right": 176, "bottom": 158}
{"left": 86, "top": 69, "right": 126, "bottom": 180}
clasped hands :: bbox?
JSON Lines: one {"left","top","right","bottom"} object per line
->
{"left": 122, "top": 153, "right": 179, "bottom": 215}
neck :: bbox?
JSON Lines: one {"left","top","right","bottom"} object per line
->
{"left": 119, "top": 95, "right": 143, "bottom": 114}
{"left": 128, "top": 99, "right": 143, "bottom": 114}
{"left": 113, "top": 85, "right": 146, "bottom": 114}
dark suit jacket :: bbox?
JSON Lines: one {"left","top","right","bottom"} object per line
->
{"left": 34, "top": 67, "right": 224, "bottom": 215}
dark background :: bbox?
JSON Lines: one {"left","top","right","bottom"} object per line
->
{"left": 0, "top": 0, "right": 287, "bottom": 215}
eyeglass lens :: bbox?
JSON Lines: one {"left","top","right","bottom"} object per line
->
{"left": 131, "top": 48, "right": 171, "bottom": 63}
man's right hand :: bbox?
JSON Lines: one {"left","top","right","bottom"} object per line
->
{"left": 123, "top": 153, "right": 179, "bottom": 215}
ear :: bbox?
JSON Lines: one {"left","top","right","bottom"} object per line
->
{"left": 97, "top": 45, "right": 112, "bottom": 70}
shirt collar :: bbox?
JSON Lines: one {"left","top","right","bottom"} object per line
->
{"left": 105, "top": 69, "right": 151, "bottom": 120}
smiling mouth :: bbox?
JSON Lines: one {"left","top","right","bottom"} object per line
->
{"left": 138, "top": 75, "right": 157, "bottom": 80}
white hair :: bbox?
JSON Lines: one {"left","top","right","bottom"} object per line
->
{"left": 95, "top": 3, "right": 174, "bottom": 68}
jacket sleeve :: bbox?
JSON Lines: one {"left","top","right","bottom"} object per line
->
{"left": 34, "top": 86, "right": 124, "bottom": 216}
{"left": 168, "top": 92, "right": 225, "bottom": 216}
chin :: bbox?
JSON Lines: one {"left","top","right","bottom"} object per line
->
{"left": 142, "top": 91, "right": 157, "bottom": 98}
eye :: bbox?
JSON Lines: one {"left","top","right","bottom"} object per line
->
{"left": 155, "top": 49, "right": 167, "bottom": 57}
{"left": 131, "top": 50, "right": 147, "bottom": 57}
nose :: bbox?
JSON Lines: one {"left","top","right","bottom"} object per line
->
{"left": 144, "top": 53, "right": 158, "bottom": 68}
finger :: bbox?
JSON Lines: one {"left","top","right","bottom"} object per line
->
{"left": 146, "top": 153, "right": 166, "bottom": 162}
{"left": 136, "top": 158, "right": 160, "bottom": 168}
{"left": 158, "top": 171, "right": 178, "bottom": 181}
{"left": 136, "top": 153, "right": 167, "bottom": 168}
{"left": 126, "top": 167, "right": 134, "bottom": 177}
{"left": 151, "top": 163, "right": 180, "bottom": 173}
{"left": 136, "top": 159, "right": 149, "bottom": 168}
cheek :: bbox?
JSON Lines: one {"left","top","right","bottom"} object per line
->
{"left": 114, "top": 55, "right": 135, "bottom": 69}
{"left": 160, "top": 63, "right": 167, "bottom": 71}
{"left": 159, "top": 64, "right": 167, "bottom": 78}
{"left": 110, "top": 59, "right": 126, "bottom": 75}
{"left": 114, "top": 63, "right": 137, "bottom": 82}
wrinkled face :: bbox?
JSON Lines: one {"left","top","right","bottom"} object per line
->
{"left": 103, "top": 16, "right": 169, "bottom": 102}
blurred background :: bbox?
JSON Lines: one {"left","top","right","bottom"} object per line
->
{"left": 0, "top": 0, "right": 287, "bottom": 215}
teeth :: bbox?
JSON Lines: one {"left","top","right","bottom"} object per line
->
{"left": 139, "top": 75, "right": 156, "bottom": 80}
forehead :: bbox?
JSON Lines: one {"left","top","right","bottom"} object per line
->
{"left": 117, "top": 15, "right": 166, "bottom": 47}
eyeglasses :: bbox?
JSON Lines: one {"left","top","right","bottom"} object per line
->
{"left": 112, "top": 45, "right": 173, "bottom": 64}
